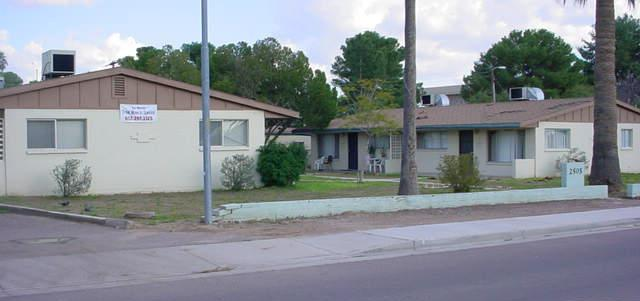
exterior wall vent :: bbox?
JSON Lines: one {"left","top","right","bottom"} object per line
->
{"left": 112, "top": 76, "right": 126, "bottom": 98}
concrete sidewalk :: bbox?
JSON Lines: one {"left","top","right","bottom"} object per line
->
{"left": 2, "top": 207, "right": 640, "bottom": 298}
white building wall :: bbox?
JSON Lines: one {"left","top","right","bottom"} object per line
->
{"left": 535, "top": 121, "right": 640, "bottom": 177}
{"left": 414, "top": 130, "right": 459, "bottom": 175}
{"left": 5, "top": 109, "right": 265, "bottom": 196}
{"left": 0, "top": 161, "right": 5, "bottom": 196}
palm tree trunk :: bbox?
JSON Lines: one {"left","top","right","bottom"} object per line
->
{"left": 398, "top": 0, "right": 418, "bottom": 195}
{"left": 589, "top": 0, "right": 623, "bottom": 192}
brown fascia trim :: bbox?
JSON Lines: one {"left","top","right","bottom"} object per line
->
{"left": 617, "top": 100, "right": 640, "bottom": 115}
{"left": 519, "top": 99, "right": 594, "bottom": 127}
{"left": 520, "top": 99, "right": 640, "bottom": 127}
{"left": 0, "top": 67, "right": 299, "bottom": 119}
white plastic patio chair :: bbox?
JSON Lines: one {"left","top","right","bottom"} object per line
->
{"left": 314, "top": 156, "right": 325, "bottom": 171}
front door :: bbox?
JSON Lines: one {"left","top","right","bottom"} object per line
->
{"left": 459, "top": 130, "right": 474, "bottom": 154}
{"left": 348, "top": 133, "right": 358, "bottom": 170}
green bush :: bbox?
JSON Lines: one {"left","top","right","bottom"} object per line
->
{"left": 437, "top": 154, "right": 483, "bottom": 193}
{"left": 257, "top": 142, "right": 308, "bottom": 186}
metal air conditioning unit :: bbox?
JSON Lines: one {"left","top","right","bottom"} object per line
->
{"left": 418, "top": 94, "right": 451, "bottom": 107}
{"left": 42, "top": 50, "right": 76, "bottom": 80}
{"left": 509, "top": 87, "right": 544, "bottom": 101}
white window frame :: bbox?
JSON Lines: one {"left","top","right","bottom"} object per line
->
{"left": 544, "top": 128, "right": 571, "bottom": 151}
{"left": 200, "top": 119, "right": 250, "bottom": 149}
{"left": 621, "top": 129, "right": 633, "bottom": 149}
{"left": 26, "top": 118, "right": 88, "bottom": 153}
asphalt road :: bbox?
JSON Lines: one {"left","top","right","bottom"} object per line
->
{"left": 6, "top": 228, "right": 640, "bottom": 301}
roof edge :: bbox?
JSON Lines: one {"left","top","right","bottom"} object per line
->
{"left": 0, "top": 67, "right": 299, "bottom": 119}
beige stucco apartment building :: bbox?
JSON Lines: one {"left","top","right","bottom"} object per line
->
{"left": 301, "top": 98, "right": 640, "bottom": 178}
{"left": 0, "top": 67, "right": 298, "bottom": 196}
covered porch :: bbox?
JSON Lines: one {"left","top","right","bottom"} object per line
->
{"left": 310, "top": 125, "right": 538, "bottom": 179}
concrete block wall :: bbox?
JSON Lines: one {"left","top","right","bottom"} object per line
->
{"left": 215, "top": 185, "right": 608, "bottom": 222}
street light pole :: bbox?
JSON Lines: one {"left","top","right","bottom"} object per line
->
{"left": 490, "top": 66, "right": 506, "bottom": 104}
{"left": 201, "top": 0, "right": 213, "bottom": 224}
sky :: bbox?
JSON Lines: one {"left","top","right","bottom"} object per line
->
{"left": 1, "top": 0, "right": 638, "bottom": 86}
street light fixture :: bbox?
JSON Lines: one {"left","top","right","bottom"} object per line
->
{"left": 491, "top": 66, "right": 506, "bottom": 104}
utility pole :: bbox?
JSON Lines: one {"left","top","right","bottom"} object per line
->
{"left": 201, "top": 0, "right": 213, "bottom": 224}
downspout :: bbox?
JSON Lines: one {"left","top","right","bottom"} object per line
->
{"left": 1, "top": 110, "right": 7, "bottom": 196}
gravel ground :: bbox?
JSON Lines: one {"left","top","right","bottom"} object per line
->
{"left": 140, "top": 198, "right": 640, "bottom": 243}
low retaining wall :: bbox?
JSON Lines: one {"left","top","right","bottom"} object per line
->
{"left": 214, "top": 185, "right": 609, "bottom": 222}
{"left": 628, "top": 184, "right": 640, "bottom": 198}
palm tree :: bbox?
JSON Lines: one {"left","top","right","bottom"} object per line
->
{"left": 565, "top": 0, "right": 635, "bottom": 192}
{"left": 0, "top": 51, "right": 7, "bottom": 73}
{"left": 398, "top": 0, "right": 419, "bottom": 195}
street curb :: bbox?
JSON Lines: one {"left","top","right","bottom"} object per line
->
{"left": 0, "top": 203, "right": 132, "bottom": 229}
{"left": 361, "top": 217, "right": 640, "bottom": 254}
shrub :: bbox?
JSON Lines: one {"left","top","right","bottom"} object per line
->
{"left": 221, "top": 154, "right": 255, "bottom": 191}
{"left": 437, "top": 154, "right": 482, "bottom": 193}
{"left": 257, "top": 142, "right": 308, "bottom": 186}
{"left": 52, "top": 159, "right": 92, "bottom": 197}
{"left": 287, "top": 142, "right": 308, "bottom": 174}
{"left": 556, "top": 148, "right": 589, "bottom": 170}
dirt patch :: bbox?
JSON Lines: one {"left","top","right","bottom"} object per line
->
{"left": 136, "top": 198, "right": 640, "bottom": 243}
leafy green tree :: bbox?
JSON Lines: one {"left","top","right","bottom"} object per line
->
{"left": 339, "top": 79, "right": 397, "bottom": 115}
{"left": 119, "top": 45, "right": 200, "bottom": 85}
{"left": 332, "top": 31, "right": 404, "bottom": 108}
{"left": 344, "top": 80, "right": 400, "bottom": 138}
{"left": 461, "top": 29, "right": 588, "bottom": 102}
{"left": 580, "top": 14, "right": 640, "bottom": 105}
{"left": 0, "top": 71, "right": 23, "bottom": 88}
{"left": 120, "top": 38, "right": 338, "bottom": 137}
{"left": 299, "top": 70, "right": 338, "bottom": 128}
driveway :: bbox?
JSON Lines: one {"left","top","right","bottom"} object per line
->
{"left": 0, "top": 214, "right": 217, "bottom": 260}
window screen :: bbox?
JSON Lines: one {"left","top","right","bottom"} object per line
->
{"left": 545, "top": 129, "right": 570, "bottom": 150}
{"left": 418, "top": 132, "right": 448, "bottom": 149}
{"left": 27, "top": 120, "right": 55, "bottom": 149}
{"left": 200, "top": 120, "right": 246, "bottom": 147}
{"left": 57, "top": 120, "right": 86, "bottom": 149}
{"left": 223, "top": 120, "right": 248, "bottom": 146}
{"left": 489, "top": 130, "right": 525, "bottom": 162}
{"left": 319, "top": 134, "right": 336, "bottom": 158}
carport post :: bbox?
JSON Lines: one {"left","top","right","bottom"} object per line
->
{"left": 201, "top": 0, "right": 213, "bottom": 224}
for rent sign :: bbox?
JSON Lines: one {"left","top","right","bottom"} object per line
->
{"left": 120, "top": 104, "right": 158, "bottom": 123}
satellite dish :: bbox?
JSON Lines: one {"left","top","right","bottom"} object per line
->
{"left": 529, "top": 87, "right": 545, "bottom": 101}
{"left": 435, "top": 94, "right": 450, "bottom": 106}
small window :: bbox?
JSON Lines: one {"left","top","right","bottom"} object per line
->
{"left": 621, "top": 129, "right": 633, "bottom": 149}
{"left": 369, "top": 135, "right": 390, "bottom": 149}
{"left": 200, "top": 120, "right": 247, "bottom": 147}
{"left": 545, "top": 129, "right": 570, "bottom": 150}
{"left": 489, "top": 130, "right": 524, "bottom": 162}
{"left": 223, "top": 120, "right": 248, "bottom": 146}
{"left": 27, "top": 119, "right": 86, "bottom": 149}
{"left": 418, "top": 131, "right": 448, "bottom": 149}
{"left": 318, "top": 134, "right": 339, "bottom": 159}
{"left": 391, "top": 135, "right": 402, "bottom": 159}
